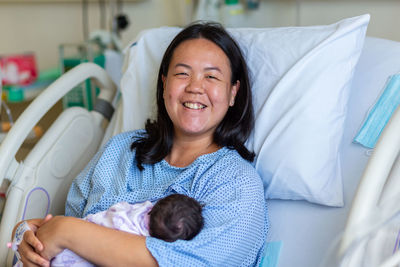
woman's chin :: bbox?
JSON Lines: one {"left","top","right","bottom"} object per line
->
{"left": 176, "top": 126, "right": 214, "bottom": 139}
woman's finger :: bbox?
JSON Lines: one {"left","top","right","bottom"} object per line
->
{"left": 20, "top": 252, "right": 49, "bottom": 267}
{"left": 20, "top": 253, "right": 40, "bottom": 267}
{"left": 18, "top": 241, "right": 50, "bottom": 267}
{"left": 39, "top": 214, "right": 53, "bottom": 226}
{"left": 24, "top": 230, "right": 43, "bottom": 252}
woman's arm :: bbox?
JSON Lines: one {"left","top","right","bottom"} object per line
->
{"left": 36, "top": 216, "right": 158, "bottom": 267}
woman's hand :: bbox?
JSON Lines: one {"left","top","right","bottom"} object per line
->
{"left": 17, "top": 214, "right": 52, "bottom": 267}
{"left": 35, "top": 215, "right": 69, "bottom": 260}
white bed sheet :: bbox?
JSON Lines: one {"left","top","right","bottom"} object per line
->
{"left": 267, "top": 36, "right": 400, "bottom": 267}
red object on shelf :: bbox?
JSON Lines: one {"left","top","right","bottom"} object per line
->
{"left": 0, "top": 53, "right": 38, "bottom": 86}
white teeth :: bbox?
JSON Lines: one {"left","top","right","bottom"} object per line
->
{"left": 183, "top": 102, "right": 205, "bottom": 110}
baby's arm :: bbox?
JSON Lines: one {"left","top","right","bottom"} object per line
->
{"left": 10, "top": 215, "right": 53, "bottom": 267}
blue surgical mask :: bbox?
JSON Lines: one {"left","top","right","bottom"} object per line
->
{"left": 354, "top": 74, "right": 400, "bottom": 149}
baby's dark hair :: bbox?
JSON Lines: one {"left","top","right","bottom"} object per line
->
{"left": 148, "top": 194, "right": 204, "bottom": 242}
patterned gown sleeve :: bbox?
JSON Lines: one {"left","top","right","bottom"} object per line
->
{"left": 65, "top": 138, "right": 114, "bottom": 218}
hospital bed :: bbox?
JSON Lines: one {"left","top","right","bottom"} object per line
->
{"left": 0, "top": 14, "right": 400, "bottom": 266}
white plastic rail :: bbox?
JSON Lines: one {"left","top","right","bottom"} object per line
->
{"left": 340, "top": 104, "right": 400, "bottom": 255}
{"left": 0, "top": 62, "right": 116, "bottom": 187}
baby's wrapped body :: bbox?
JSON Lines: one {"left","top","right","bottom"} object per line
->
{"left": 51, "top": 192, "right": 205, "bottom": 266}
{"left": 51, "top": 201, "right": 153, "bottom": 267}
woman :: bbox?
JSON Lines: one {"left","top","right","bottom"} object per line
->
{"left": 16, "top": 22, "right": 268, "bottom": 267}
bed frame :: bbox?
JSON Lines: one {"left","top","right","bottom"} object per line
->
{"left": 0, "top": 63, "right": 116, "bottom": 265}
{"left": 339, "top": 101, "right": 400, "bottom": 266}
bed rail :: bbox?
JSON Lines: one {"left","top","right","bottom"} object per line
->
{"left": 0, "top": 63, "right": 115, "bottom": 186}
{"left": 0, "top": 62, "right": 117, "bottom": 265}
{"left": 340, "top": 104, "right": 400, "bottom": 257}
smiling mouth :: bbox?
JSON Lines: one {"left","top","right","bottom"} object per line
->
{"left": 183, "top": 102, "right": 206, "bottom": 110}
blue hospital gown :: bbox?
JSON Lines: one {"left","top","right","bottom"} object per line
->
{"left": 65, "top": 130, "right": 269, "bottom": 266}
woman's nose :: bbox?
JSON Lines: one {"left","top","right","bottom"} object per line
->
{"left": 186, "top": 77, "right": 204, "bottom": 94}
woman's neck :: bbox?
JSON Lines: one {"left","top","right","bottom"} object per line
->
{"left": 166, "top": 135, "right": 220, "bottom": 167}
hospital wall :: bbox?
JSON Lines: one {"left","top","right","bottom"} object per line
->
{"left": 0, "top": 0, "right": 399, "bottom": 71}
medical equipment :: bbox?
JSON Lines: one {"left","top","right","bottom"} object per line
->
{"left": 59, "top": 43, "right": 105, "bottom": 110}
{"left": 220, "top": 0, "right": 245, "bottom": 27}
{"left": 59, "top": 0, "right": 128, "bottom": 111}
{"left": 0, "top": 16, "right": 399, "bottom": 266}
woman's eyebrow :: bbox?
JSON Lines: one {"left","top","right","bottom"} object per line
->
{"left": 174, "top": 63, "right": 222, "bottom": 74}
{"left": 204, "top": 67, "right": 222, "bottom": 73}
{"left": 174, "top": 63, "right": 191, "bottom": 69}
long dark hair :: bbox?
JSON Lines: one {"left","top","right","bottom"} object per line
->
{"left": 131, "top": 22, "right": 255, "bottom": 170}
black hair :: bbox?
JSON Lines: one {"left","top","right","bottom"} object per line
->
{"left": 131, "top": 21, "right": 255, "bottom": 170}
{"left": 148, "top": 194, "right": 204, "bottom": 242}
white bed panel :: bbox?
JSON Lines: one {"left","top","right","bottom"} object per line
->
{"left": 268, "top": 36, "right": 400, "bottom": 267}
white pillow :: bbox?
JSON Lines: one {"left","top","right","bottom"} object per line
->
{"left": 120, "top": 14, "right": 370, "bottom": 207}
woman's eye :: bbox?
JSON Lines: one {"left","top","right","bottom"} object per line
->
{"left": 175, "top": 72, "right": 188, "bottom": 76}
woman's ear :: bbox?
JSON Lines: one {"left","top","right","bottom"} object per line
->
{"left": 162, "top": 75, "right": 166, "bottom": 88}
{"left": 230, "top": 80, "right": 240, "bottom": 106}
{"left": 162, "top": 75, "right": 167, "bottom": 97}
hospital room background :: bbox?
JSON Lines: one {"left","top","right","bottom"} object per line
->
{"left": 1, "top": 0, "right": 400, "bottom": 266}
{"left": 1, "top": 0, "right": 400, "bottom": 74}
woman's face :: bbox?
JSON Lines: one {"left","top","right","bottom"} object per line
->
{"left": 162, "top": 38, "right": 239, "bottom": 141}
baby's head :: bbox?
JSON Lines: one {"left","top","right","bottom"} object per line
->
{"left": 148, "top": 194, "right": 204, "bottom": 242}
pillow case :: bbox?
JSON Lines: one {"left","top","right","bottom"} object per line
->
{"left": 120, "top": 14, "right": 370, "bottom": 207}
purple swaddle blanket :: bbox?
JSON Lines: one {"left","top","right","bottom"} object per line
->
{"left": 50, "top": 200, "right": 153, "bottom": 267}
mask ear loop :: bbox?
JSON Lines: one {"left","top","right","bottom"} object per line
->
{"left": 365, "top": 149, "right": 373, "bottom": 157}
